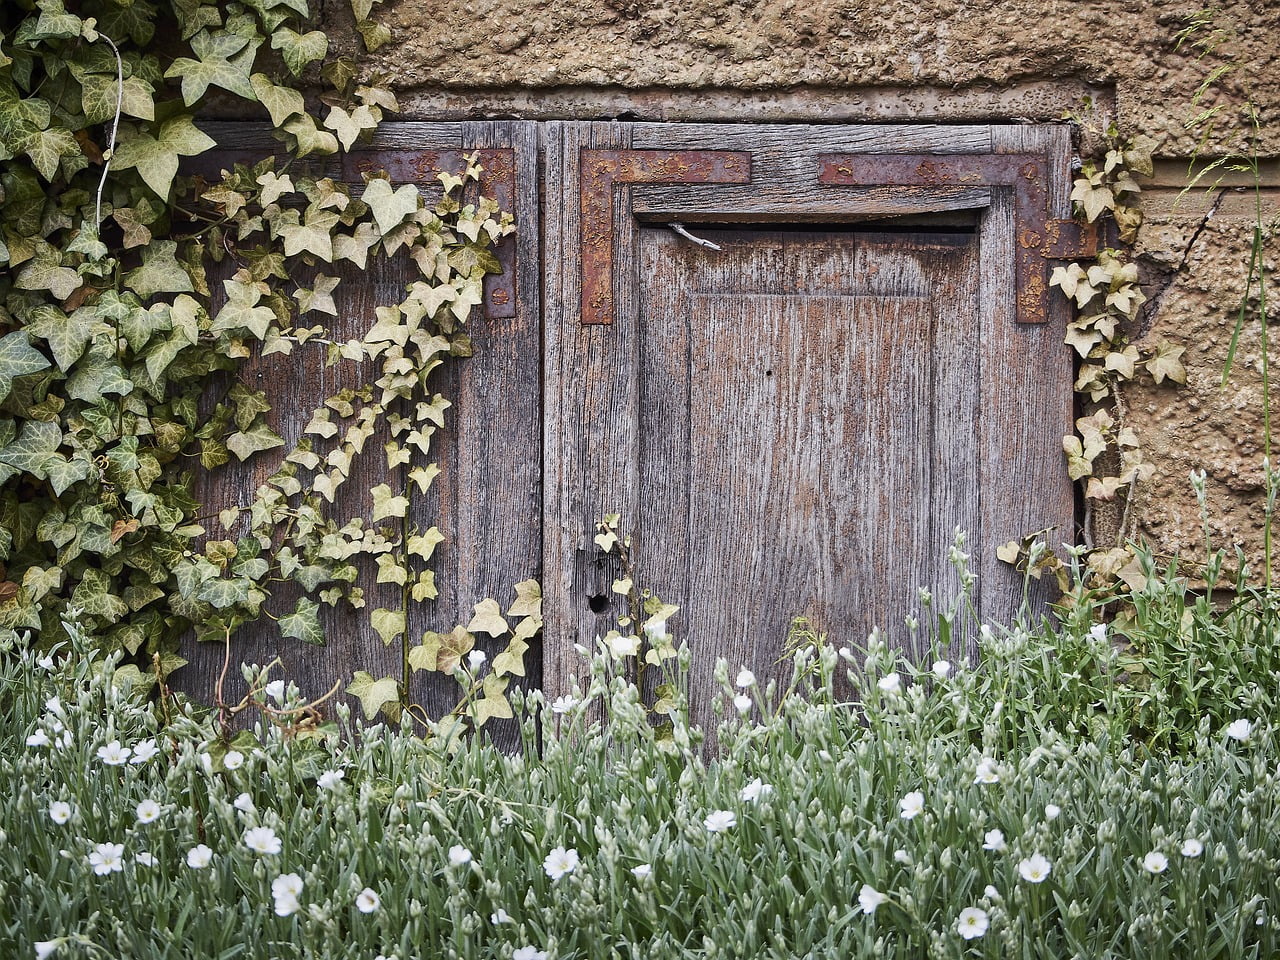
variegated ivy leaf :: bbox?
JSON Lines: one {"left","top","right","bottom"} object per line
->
{"left": 363, "top": 178, "right": 420, "bottom": 236}
{"left": 369, "top": 483, "right": 408, "bottom": 521}
{"left": 1146, "top": 341, "right": 1187, "bottom": 386}
{"left": 282, "top": 113, "right": 339, "bottom": 158}
{"left": 277, "top": 206, "right": 339, "bottom": 261}
{"left": 408, "top": 464, "right": 440, "bottom": 494}
{"left": 249, "top": 74, "right": 304, "bottom": 129}
{"left": 280, "top": 596, "right": 324, "bottom": 645}
{"left": 0, "top": 329, "right": 52, "bottom": 399}
{"left": 0, "top": 419, "right": 61, "bottom": 480}
{"left": 211, "top": 276, "right": 275, "bottom": 338}
{"left": 411, "top": 571, "right": 438, "bottom": 602}
{"left": 271, "top": 26, "right": 329, "bottom": 76}
{"left": 346, "top": 671, "right": 400, "bottom": 720}
{"left": 124, "top": 240, "right": 195, "bottom": 300}
{"left": 406, "top": 526, "right": 444, "bottom": 560}
{"left": 295, "top": 274, "right": 339, "bottom": 315}
{"left": 165, "top": 29, "right": 259, "bottom": 105}
{"left": 15, "top": 240, "right": 80, "bottom": 300}
{"left": 369, "top": 608, "right": 405, "bottom": 646}
{"left": 111, "top": 115, "right": 216, "bottom": 198}
{"left": 324, "top": 104, "right": 378, "bottom": 152}
{"left": 374, "top": 554, "right": 407, "bottom": 585}
{"left": 467, "top": 598, "right": 509, "bottom": 637}
{"left": 225, "top": 422, "right": 285, "bottom": 461}
{"left": 410, "top": 626, "right": 473, "bottom": 674}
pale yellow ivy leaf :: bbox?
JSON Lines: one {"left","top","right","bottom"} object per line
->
{"left": 612, "top": 577, "right": 633, "bottom": 595}
{"left": 1086, "top": 476, "right": 1124, "bottom": 501}
{"left": 996, "top": 540, "right": 1022, "bottom": 565}
{"left": 411, "top": 570, "right": 438, "bottom": 602}
{"left": 507, "top": 579, "right": 542, "bottom": 619}
{"left": 369, "top": 608, "right": 405, "bottom": 646}
{"left": 467, "top": 598, "right": 509, "bottom": 637}
{"left": 408, "top": 464, "right": 440, "bottom": 494}
{"left": 385, "top": 442, "right": 411, "bottom": 469}
{"left": 375, "top": 554, "right": 408, "bottom": 585}
{"left": 346, "top": 671, "right": 400, "bottom": 720}
{"left": 511, "top": 615, "right": 541, "bottom": 643}
{"left": 312, "top": 471, "right": 341, "bottom": 503}
{"left": 1146, "top": 342, "right": 1187, "bottom": 385}
{"left": 407, "top": 527, "right": 445, "bottom": 560}
{"left": 370, "top": 483, "right": 408, "bottom": 521}
{"left": 470, "top": 674, "right": 513, "bottom": 727}
{"left": 492, "top": 636, "right": 530, "bottom": 678}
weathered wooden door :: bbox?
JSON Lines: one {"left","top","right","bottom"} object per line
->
{"left": 542, "top": 122, "right": 1078, "bottom": 721}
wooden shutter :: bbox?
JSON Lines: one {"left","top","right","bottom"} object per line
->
{"left": 542, "top": 122, "right": 1079, "bottom": 724}
{"left": 184, "top": 122, "right": 541, "bottom": 720}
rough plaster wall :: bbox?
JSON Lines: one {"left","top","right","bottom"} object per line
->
{"left": 339, "top": 0, "right": 1280, "bottom": 573}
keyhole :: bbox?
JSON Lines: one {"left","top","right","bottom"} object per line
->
{"left": 587, "top": 593, "right": 610, "bottom": 614}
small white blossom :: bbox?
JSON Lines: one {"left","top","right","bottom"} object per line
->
{"left": 893, "top": 849, "right": 911, "bottom": 864}
{"left": 265, "top": 679, "right": 286, "bottom": 702}
{"left": 606, "top": 633, "right": 641, "bottom": 658}
{"left": 858, "top": 883, "right": 887, "bottom": 914}
{"left": 223, "top": 750, "right": 245, "bottom": 771}
{"left": 877, "top": 672, "right": 901, "bottom": 694}
{"left": 272, "top": 874, "right": 304, "bottom": 899}
{"left": 135, "top": 799, "right": 161, "bottom": 825}
{"left": 56, "top": 730, "right": 72, "bottom": 749}
{"left": 1181, "top": 838, "right": 1204, "bottom": 858}
{"left": 26, "top": 729, "right": 50, "bottom": 748}
{"left": 274, "top": 893, "right": 301, "bottom": 917}
{"left": 1142, "top": 850, "right": 1169, "bottom": 874}
{"left": 355, "top": 887, "right": 381, "bottom": 914}
{"left": 1018, "top": 853, "right": 1051, "bottom": 883}
{"left": 45, "top": 696, "right": 65, "bottom": 717}
{"left": 243, "top": 826, "right": 282, "bottom": 855}
{"left": 512, "top": 948, "right": 547, "bottom": 960}
{"left": 317, "top": 769, "right": 345, "bottom": 790}
{"left": 982, "top": 829, "right": 1006, "bottom": 852}
{"left": 704, "top": 810, "right": 737, "bottom": 833}
{"left": 135, "top": 852, "right": 156, "bottom": 867}
{"left": 817, "top": 749, "right": 832, "bottom": 762}
{"left": 1226, "top": 719, "right": 1253, "bottom": 742}
{"left": 448, "top": 844, "right": 472, "bottom": 867}
{"left": 233, "top": 792, "right": 256, "bottom": 815}
{"left": 96, "top": 740, "right": 131, "bottom": 766}
{"left": 733, "top": 694, "right": 752, "bottom": 713}
{"left": 983, "top": 885, "right": 1000, "bottom": 899}
{"left": 1088, "top": 623, "right": 1107, "bottom": 644}
{"left": 490, "top": 908, "right": 514, "bottom": 924}
{"left": 957, "top": 906, "right": 989, "bottom": 940}
{"left": 1044, "top": 804, "right": 1061, "bottom": 821}
{"left": 35, "top": 941, "right": 58, "bottom": 959}
{"left": 932, "top": 660, "right": 951, "bottom": 677}
{"left": 186, "top": 844, "right": 214, "bottom": 869}
{"left": 543, "top": 846, "right": 580, "bottom": 880}
{"left": 631, "top": 863, "right": 652, "bottom": 878}
{"left": 467, "top": 650, "right": 487, "bottom": 673}
{"left": 88, "top": 842, "right": 125, "bottom": 875}
{"left": 130, "top": 739, "right": 159, "bottom": 764}
{"left": 740, "top": 778, "right": 773, "bottom": 803}
{"left": 37, "top": 654, "right": 55, "bottom": 671}
{"left": 735, "top": 668, "right": 756, "bottom": 688}
{"left": 550, "top": 695, "right": 579, "bottom": 714}
{"left": 898, "top": 791, "right": 924, "bottom": 819}
{"left": 974, "top": 758, "right": 999, "bottom": 784}
{"left": 48, "top": 801, "right": 72, "bottom": 825}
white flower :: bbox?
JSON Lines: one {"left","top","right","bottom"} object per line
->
{"left": 56, "top": 730, "right": 72, "bottom": 749}
{"left": 1088, "top": 623, "right": 1107, "bottom": 644}
{"left": 243, "top": 826, "right": 282, "bottom": 855}
{"left": 817, "top": 749, "right": 832, "bottom": 762}
{"left": 1142, "top": 850, "right": 1168, "bottom": 873}
{"left": 26, "top": 729, "right": 50, "bottom": 748}
{"left": 35, "top": 941, "right": 58, "bottom": 959}
{"left": 983, "top": 885, "right": 1000, "bottom": 900}
{"left": 974, "top": 759, "right": 999, "bottom": 784}
{"left": 135, "top": 852, "right": 156, "bottom": 867}
{"left": 735, "top": 668, "right": 756, "bottom": 688}
{"left": 1044, "top": 804, "right": 1061, "bottom": 821}
{"left": 45, "top": 696, "right": 65, "bottom": 717}
{"left": 317, "top": 769, "right": 345, "bottom": 790}
{"left": 982, "top": 829, "right": 1006, "bottom": 852}
{"left": 1017, "top": 853, "right": 1051, "bottom": 883}
{"left": 543, "top": 846, "right": 580, "bottom": 880}
{"left": 223, "top": 750, "right": 245, "bottom": 771}
{"left": 550, "top": 695, "right": 579, "bottom": 714}
{"left": 265, "top": 679, "right": 286, "bottom": 702}
{"left": 467, "top": 650, "right": 487, "bottom": 673}
{"left": 877, "top": 672, "right": 901, "bottom": 694}
{"left": 233, "top": 792, "right": 256, "bottom": 815}
{"left": 1181, "top": 838, "right": 1204, "bottom": 858}
{"left": 490, "top": 908, "right": 514, "bottom": 924}
{"left": 898, "top": 791, "right": 924, "bottom": 820}
{"left": 513, "top": 948, "right": 547, "bottom": 960}
{"left": 893, "top": 849, "right": 911, "bottom": 864}
{"left": 631, "top": 863, "right": 652, "bottom": 878}
{"left": 274, "top": 893, "right": 301, "bottom": 917}
{"left": 957, "top": 906, "right": 989, "bottom": 939}
{"left": 704, "top": 809, "right": 737, "bottom": 833}
{"left": 740, "top": 778, "right": 773, "bottom": 803}
{"left": 1226, "top": 719, "right": 1252, "bottom": 742}
{"left": 186, "top": 844, "right": 214, "bottom": 869}
{"left": 135, "top": 799, "right": 161, "bottom": 825}
{"left": 88, "top": 842, "right": 125, "bottom": 875}
{"left": 48, "top": 801, "right": 72, "bottom": 825}
{"left": 858, "top": 883, "right": 887, "bottom": 914}
{"left": 733, "top": 694, "right": 752, "bottom": 713}
{"left": 272, "top": 873, "right": 304, "bottom": 899}
{"left": 932, "top": 660, "right": 951, "bottom": 677}
{"left": 606, "top": 633, "right": 641, "bottom": 658}
{"left": 355, "top": 887, "right": 381, "bottom": 914}
{"left": 448, "top": 844, "right": 472, "bottom": 866}
{"left": 130, "top": 739, "right": 159, "bottom": 764}
{"left": 97, "top": 740, "right": 131, "bottom": 766}
{"left": 37, "top": 653, "right": 56, "bottom": 671}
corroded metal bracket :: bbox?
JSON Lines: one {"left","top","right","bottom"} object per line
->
{"left": 818, "top": 154, "right": 1098, "bottom": 325}
{"left": 347, "top": 148, "right": 518, "bottom": 318}
{"left": 580, "top": 148, "right": 752, "bottom": 325}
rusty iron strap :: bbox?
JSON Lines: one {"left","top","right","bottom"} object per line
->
{"left": 580, "top": 148, "right": 752, "bottom": 325}
{"left": 818, "top": 154, "right": 1098, "bottom": 325}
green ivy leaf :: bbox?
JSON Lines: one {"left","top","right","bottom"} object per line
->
{"left": 271, "top": 27, "right": 329, "bottom": 76}
{"left": 19, "top": 126, "right": 81, "bottom": 181}
{"left": 112, "top": 115, "right": 217, "bottom": 198}
{"left": 198, "top": 576, "right": 252, "bottom": 609}
{"left": 280, "top": 596, "right": 324, "bottom": 645}
{"left": 0, "top": 420, "right": 62, "bottom": 480}
{"left": 72, "top": 567, "right": 128, "bottom": 620}
{"left": 346, "top": 670, "right": 400, "bottom": 720}
{"left": 164, "top": 29, "right": 259, "bottom": 105}
{"left": 124, "top": 240, "right": 195, "bottom": 300}
{"left": 225, "top": 421, "right": 285, "bottom": 461}
{"left": 15, "top": 241, "right": 80, "bottom": 300}
{"left": 362, "top": 178, "right": 419, "bottom": 236}
{"left": 44, "top": 454, "right": 91, "bottom": 496}
{"left": 249, "top": 74, "right": 305, "bottom": 128}
{"left": 370, "top": 607, "right": 405, "bottom": 645}
{"left": 80, "top": 73, "right": 155, "bottom": 125}
{"left": 211, "top": 277, "right": 275, "bottom": 338}
{"left": 0, "top": 330, "right": 52, "bottom": 401}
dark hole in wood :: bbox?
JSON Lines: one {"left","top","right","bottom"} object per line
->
{"left": 587, "top": 593, "right": 611, "bottom": 614}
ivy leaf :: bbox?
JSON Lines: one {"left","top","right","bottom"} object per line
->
{"left": 280, "top": 596, "right": 324, "bottom": 645}
{"left": 211, "top": 277, "right": 275, "bottom": 338}
{"left": 1146, "top": 341, "right": 1187, "bottom": 386}
{"left": 0, "top": 330, "right": 52, "bottom": 401}
{"left": 277, "top": 207, "right": 339, "bottom": 260}
{"left": 124, "top": 240, "right": 195, "bottom": 299}
{"left": 81, "top": 73, "right": 155, "bottom": 125}
{"left": 370, "top": 483, "right": 408, "bottom": 521}
{"left": 112, "top": 115, "right": 216, "bottom": 198}
{"left": 226, "top": 421, "right": 285, "bottom": 461}
{"left": 375, "top": 554, "right": 408, "bottom": 586}
{"left": 363, "top": 178, "right": 419, "bottom": 236}
{"left": 410, "top": 570, "right": 437, "bottom": 602}
{"left": 408, "top": 463, "right": 439, "bottom": 493}
{"left": 466, "top": 598, "right": 509, "bottom": 637}
{"left": 406, "top": 526, "right": 444, "bottom": 560}
{"left": 165, "top": 29, "right": 259, "bottom": 105}
{"left": 249, "top": 74, "right": 305, "bottom": 128}
{"left": 491, "top": 635, "right": 529, "bottom": 678}
{"left": 72, "top": 568, "right": 128, "bottom": 620}
{"left": 44, "top": 454, "right": 91, "bottom": 496}
{"left": 271, "top": 27, "right": 329, "bottom": 76}
{"left": 67, "top": 357, "right": 133, "bottom": 402}
{"left": 281, "top": 114, "right": 338, "bottom": 158}
{"left": 324, "top": 104, "right": 377, "bottom": 152}
{"left": 470, "top": 674, "right": 512, "bottom": 727}
{"left": 16, "top": 240, "right": 80, "bottom": 300}
{"left": 369, "top": 607, "right": 405, "bottom": 646}
{"left": 507, "top": 578, "right": 542, "bottom": 618}
{"left": 0, "top": 420, "right": 61, "bottom": 480}
{"left": 19, "top": 126, "right": 81, "bottom": 181}
{"left": 346, "top": 671, "right": 400, "bottom": 720}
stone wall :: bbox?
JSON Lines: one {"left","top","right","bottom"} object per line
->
{"left": 334, "top": 0, "right": 1280, "bottom": 576}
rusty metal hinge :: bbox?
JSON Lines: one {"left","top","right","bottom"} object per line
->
{"left": 818, "top": 154, "right": 1098, "bottom": 325}
{"left": 579, "top": 148, "right": 751, "bottom": 325}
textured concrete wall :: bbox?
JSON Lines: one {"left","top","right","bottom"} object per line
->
{"left": 344, "top": 0, "right": 1280, "bottom": 574}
